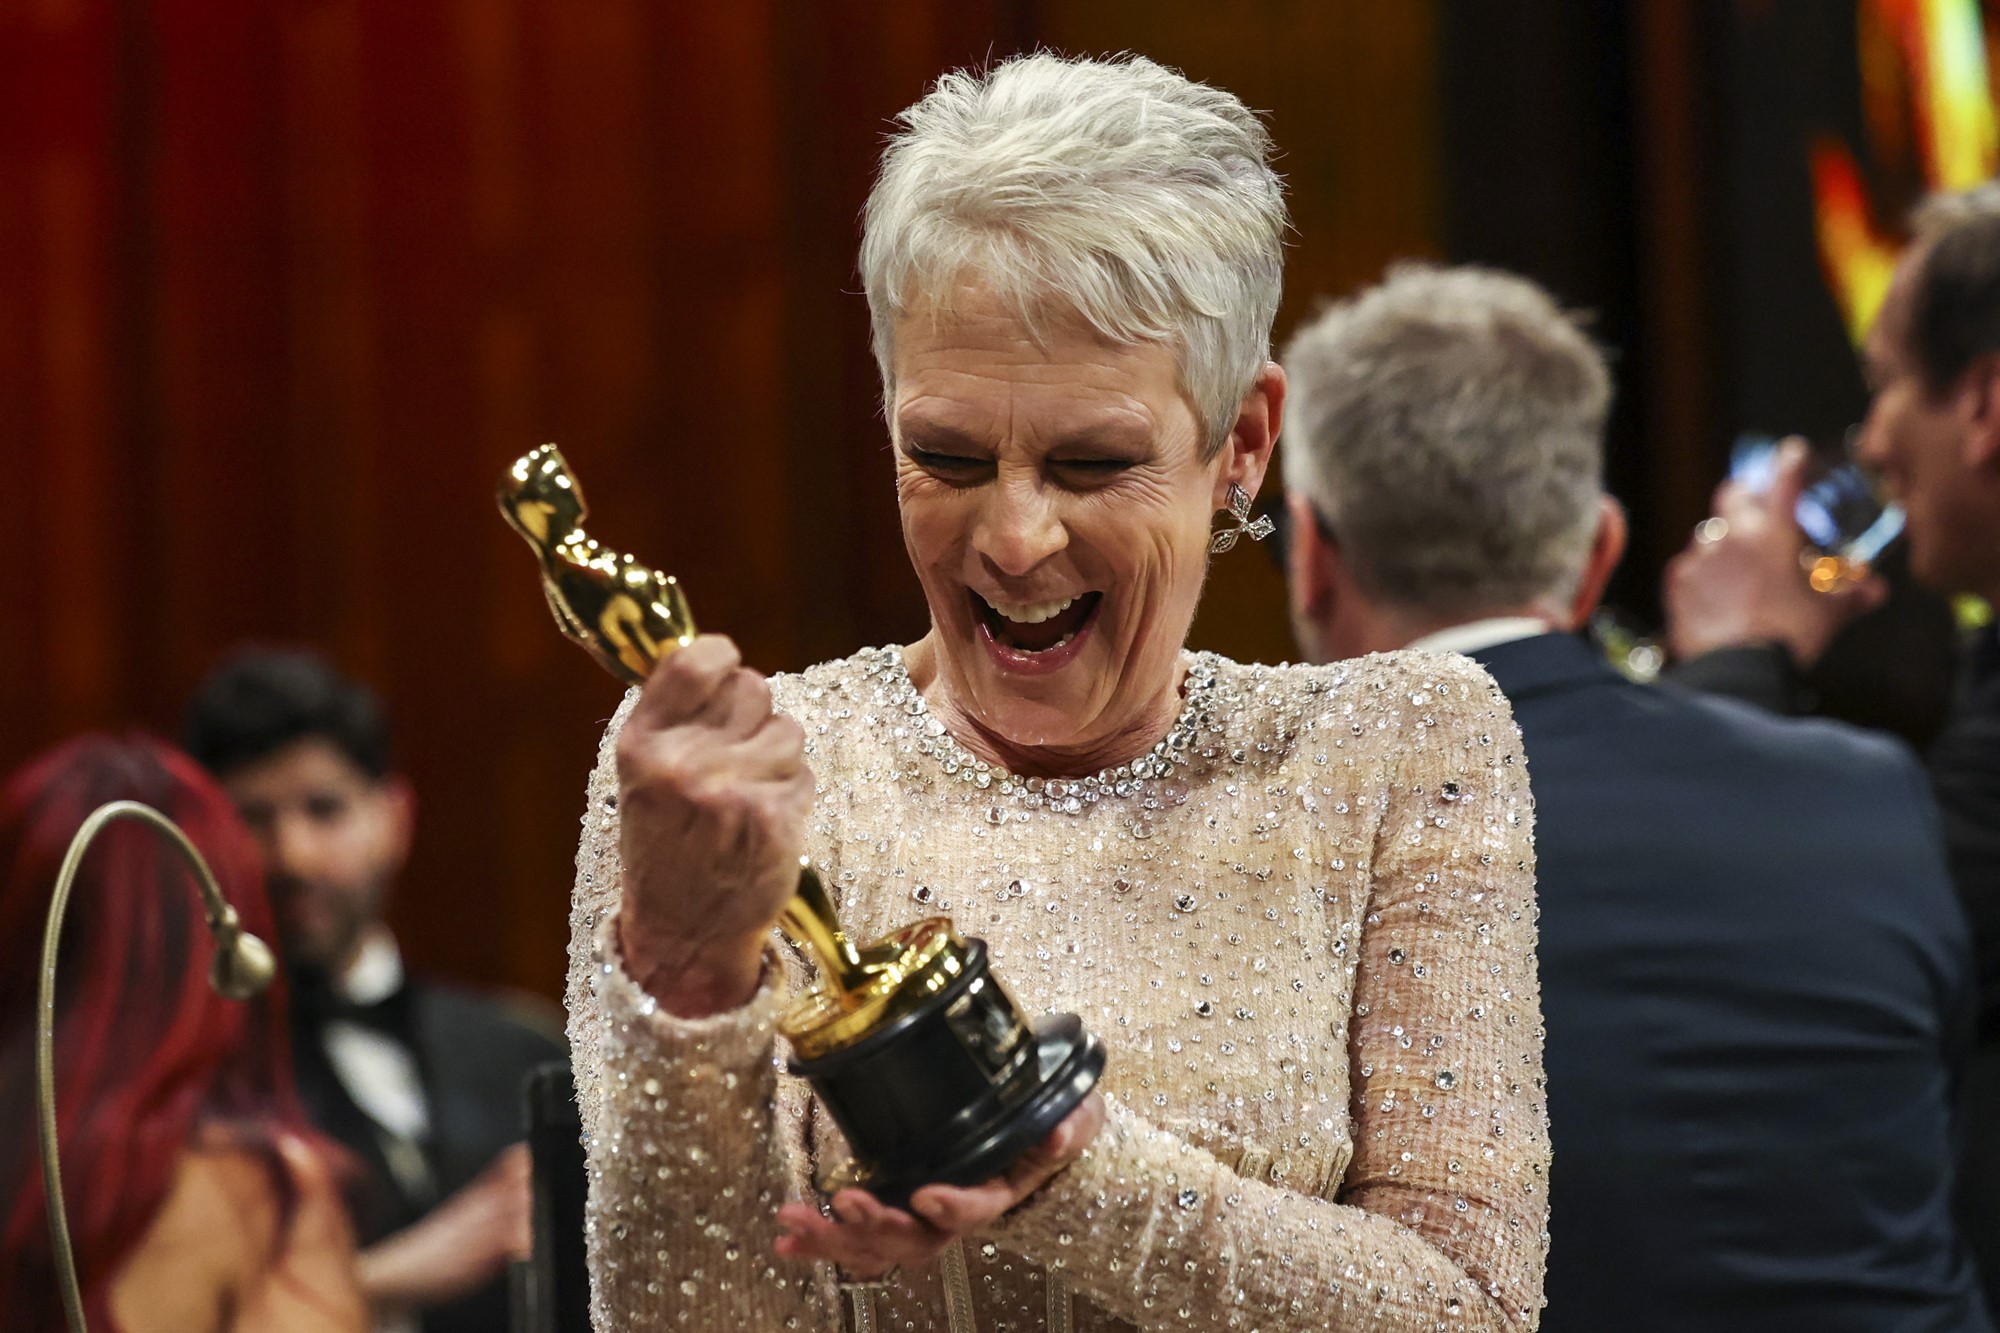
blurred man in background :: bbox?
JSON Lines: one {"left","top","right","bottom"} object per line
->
{"left": 1666, "top": 185, "right": 2000, "bottom": 1308}
{"left": 1280, "top": 263, "right": 1991, "bottom": 1332}
{"left": 186, "top": 649, "right": 563, "bottom": 1333}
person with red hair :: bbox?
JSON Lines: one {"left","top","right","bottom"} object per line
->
{"left": 0, "top": 734, "right": 365, "bottom": 1332}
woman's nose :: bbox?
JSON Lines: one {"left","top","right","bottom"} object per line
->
{"left": 973, "top": 480, "right": 1068, "bottom": 577}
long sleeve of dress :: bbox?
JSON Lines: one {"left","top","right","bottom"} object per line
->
{"left": 988, "top": 657, "right": 1550, "bottom": 1330}
{"left": 566, "top": 692, "right": 841, "bottom": 1331}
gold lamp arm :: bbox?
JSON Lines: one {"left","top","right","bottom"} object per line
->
{"left": 36, "top": 800, "right": 278, "bottom": 1333}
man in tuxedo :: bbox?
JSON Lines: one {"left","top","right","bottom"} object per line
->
{"left": 1662, "top": 188, "right": 2000, "bottom": 1302}
{"left": 187, "top": 649, "right": 563, "bottom": 1333}
{"left": 1279, "top": 263, "right": 1990, "bottom": 1331}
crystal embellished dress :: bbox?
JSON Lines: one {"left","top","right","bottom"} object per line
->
{"left": 567, "top": 647, "right": 1549, "bottom": 1332}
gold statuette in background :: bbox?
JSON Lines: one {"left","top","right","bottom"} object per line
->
{"left": 499, "top": 444, "right": 1103, "bottom": 1208}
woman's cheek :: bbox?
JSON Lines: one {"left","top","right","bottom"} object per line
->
{"left": 897, "top": 485, "right": 964, "bottom": 558}
{"left": 894, "top": 470, "right": 941, "bottom": 506}
{"left": 1141, "top": 523, "right": 1201, "bottom": 603}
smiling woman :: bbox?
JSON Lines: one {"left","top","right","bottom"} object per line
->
{"left": 892, "top": 291, "right": 1267, "bottom": 765}
{"left": 566, "top": 52, "right": 1550, "bottom": 1333}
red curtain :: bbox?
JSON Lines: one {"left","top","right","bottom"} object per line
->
{"left": 0, "top": 0, "right": 1439, "bottom": 995}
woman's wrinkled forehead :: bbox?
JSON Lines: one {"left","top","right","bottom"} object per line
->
{"left": 893, "top": 347, "right": 1200, "bottom": 462}
{"left": 888, "top": 280, "right": 1203, "bottom": 446}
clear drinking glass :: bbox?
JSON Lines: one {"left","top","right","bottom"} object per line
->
{"left": 1729, "top": 431, "right": 1904, "bottom": 593}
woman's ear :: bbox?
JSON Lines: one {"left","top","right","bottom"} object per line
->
{"left": 1213, "top": 362, "right": 1286, "bottom": 510}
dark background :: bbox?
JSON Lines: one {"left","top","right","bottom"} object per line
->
{"left": 0, "top": 0, "right": 1951, "bottom": 997}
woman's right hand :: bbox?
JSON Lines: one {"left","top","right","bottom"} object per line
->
{"left": 614, "top": 634, "right": 815, "bottom": 1017}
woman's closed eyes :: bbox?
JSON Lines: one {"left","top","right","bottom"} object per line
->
{"left": 906, "top": 448, "right": 993, "bottom": 482}
{"left": 905, "top": 448, "right": 1139, "bottom": 488}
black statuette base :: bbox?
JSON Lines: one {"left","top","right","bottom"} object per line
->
{"left": 790, "top": 937, "right": 1106, "bottom": 1212}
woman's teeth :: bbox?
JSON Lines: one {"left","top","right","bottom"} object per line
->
{"left": 974, "top": 590, "right": 1100, "bottom": 657}
{"left": 983, "top": 594, "right": 1075, "bottom": 624}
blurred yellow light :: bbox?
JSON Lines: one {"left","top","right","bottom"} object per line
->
{"left": 1814, "top": 0, "right": 1999, "bottom": 345}
{"left": 1921, "top": 0, "right": 1997, "bottom": 187}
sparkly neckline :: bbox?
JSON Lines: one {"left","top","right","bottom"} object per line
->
{"left": 858, "top": 646, "right": 1222, "bottom": 814}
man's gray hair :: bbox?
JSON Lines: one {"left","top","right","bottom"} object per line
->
{"left": 861, "top": 53, "right": 1287, "bottom": 453}
{"left": 1281, "top": 264, "right": 1612, "bottom": 615}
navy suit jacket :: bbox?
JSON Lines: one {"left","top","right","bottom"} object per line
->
{"left": 1473, "top": 631, "right": 1990, "bottom": 1332}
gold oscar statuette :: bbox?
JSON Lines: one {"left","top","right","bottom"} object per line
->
{"left": 499, "top": 444, "right": 1103, "bottom": 1207}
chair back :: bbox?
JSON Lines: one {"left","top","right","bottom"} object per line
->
{"left": 512, "top": 1060, "right": 590, "bottom": 1333}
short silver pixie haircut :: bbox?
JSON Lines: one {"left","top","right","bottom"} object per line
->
{"left": 861, "top": 53, "right": 1287, "bottom": 454}
{"left": 1281, "top": 264, "right": 1612, "bottom": 614}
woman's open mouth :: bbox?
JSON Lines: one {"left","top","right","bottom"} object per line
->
{"left": 972, "top": 590, "right": 1102, "bottom": 672}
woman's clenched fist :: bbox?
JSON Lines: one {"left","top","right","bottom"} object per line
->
{"left": 613, "top": 635, "right": 815, "bottom": 1017}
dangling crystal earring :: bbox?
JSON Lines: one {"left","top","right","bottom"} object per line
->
{"left": 1208, "top": 483, "right": 1274, "bottom": 554}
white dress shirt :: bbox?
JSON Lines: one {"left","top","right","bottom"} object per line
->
{"left": 1405, "top": 616, "right": 1553, "bottom": 658}
{"left": 323, "top": 928, "right": 431, "bottom": 1144}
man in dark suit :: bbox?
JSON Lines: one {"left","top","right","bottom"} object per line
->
{"left": 1279, "top": 263, "right": 1991, "bottom": 1330}
{"left": 1662, "top": 186, "right": 2000, "bottom": 1304}
{"left": 187, "top": 649, "right": 565, "bottom": 1333}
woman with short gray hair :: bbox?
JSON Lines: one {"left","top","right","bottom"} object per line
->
{"left": 568, "top": 54, "right": 1549, "bottom": 1332}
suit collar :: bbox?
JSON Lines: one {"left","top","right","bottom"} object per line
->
{"left": 1467, "top": 629, "right": 1620, "bottom": 699}
{"left": 1970, "top": 623, "right": 2000, "bottom": 687}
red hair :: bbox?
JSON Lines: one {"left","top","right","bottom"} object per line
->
{"left": 0, "top": 734, "right": 313, "bottom": 1331}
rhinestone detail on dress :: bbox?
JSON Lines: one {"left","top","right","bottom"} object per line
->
{"left": 859, "top": 645, "right": 1223, "bottom": 814}
{"left": 563, "top": 647, "right": 1551, "bottom": 1332}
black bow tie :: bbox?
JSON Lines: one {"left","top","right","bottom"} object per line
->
{"left": 295, "top": 970, "right": 415, "bottom": 1043}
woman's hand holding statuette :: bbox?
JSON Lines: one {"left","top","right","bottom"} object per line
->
{"left": 615, "top": 634, "right": 815, "bottom": 1017}
{"left": 773, "top": 1093, "right": 1107, "bottom": 1279}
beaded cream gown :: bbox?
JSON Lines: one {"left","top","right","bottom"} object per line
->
{"left": 566, "top": 647, "right": 1549, "bottom": 1332}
